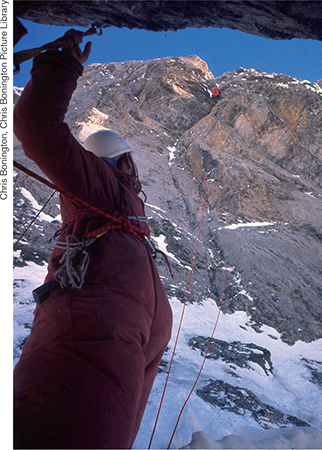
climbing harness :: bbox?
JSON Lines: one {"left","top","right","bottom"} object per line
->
{"left": 118, "top": 178, "right": 173, "bottom": 277}
{"left": 14, "top": 160, "right": 172, "bottom": 292}
{"left": 14, "top": 25, "right": 102, "bottom": 74}
{"left": 61, "top": 207, "right": 148, "bottom": 242}
{"left": 52, "top": 206, "right": 149, "bottom": 290}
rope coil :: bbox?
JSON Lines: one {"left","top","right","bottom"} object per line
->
{"left": 53, "top": 234, "right": 94, "bottom": 290}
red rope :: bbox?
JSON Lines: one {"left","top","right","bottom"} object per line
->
{"left": 148, "top": 139, "right": 228, "bottom": 447}
{"left": 14, "top": 160, "right": 113, "bottom": 219}
{"left": 148, "top": 95, "right": 224, "bottom": 448}
{"left": 63, "top": 207, "right": 147, "bottom": 241}
{"left": 85, "top": 215, "right": 147, "bottom": 241}
{"left": 148, "top": 149, "right": 215, "bottom": 449}
{"left": 166, "top": 234, "right": 228, "bottom": 449}
{"left": 13, "top": 160, "right": 148, "bottom": 241}
{"left": 13, "top": 160, "right": 118, "bottom": 222}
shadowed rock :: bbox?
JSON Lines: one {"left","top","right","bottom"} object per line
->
{"left": 14, "top": 1, "right": 322, "bottom": 42}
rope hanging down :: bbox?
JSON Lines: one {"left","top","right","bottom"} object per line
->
{"left": 166, "top": 234, "right": 228, "bottom": 449}
{"left": 148, "top": 148, "right": 211, "bottom": 449}
{"left": 149, "top": 145, "right": 227, "bottom": 448}
{"left": 14, "top": 189, "right": 56, "bottom": 250}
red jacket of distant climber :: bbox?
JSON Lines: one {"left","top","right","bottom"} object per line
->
{"left": 13, "top": 51, "right": 173, "bottom": 449}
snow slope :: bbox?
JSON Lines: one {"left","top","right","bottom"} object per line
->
{"left": 133, "top": 296, "right": 322, "bottom": 449}
{"left": 13, "top": 197, "right": 322, "bottom": 449}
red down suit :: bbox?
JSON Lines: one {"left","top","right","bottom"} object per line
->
{"left": 13, "top": 51, "right": 173, "bottom": 449}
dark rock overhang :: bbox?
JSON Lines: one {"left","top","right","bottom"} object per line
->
{"left": 14, "top": 0, "right": 322, "bottom": 46}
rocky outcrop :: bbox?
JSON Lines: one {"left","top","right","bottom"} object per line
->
{"left": 188, "top": 336, "right": 273, "bottom": 376}
{"left": 14, "top": 1, "right": 322, "bottom": 43}
{"left": 14, "top": 56, "right": 322, "bottom": 346}
{"left": 302, "top": 358, "right": 322, "bottom": 387}
{"left": 196, "top": 379, "right": 310, "bottom": 429}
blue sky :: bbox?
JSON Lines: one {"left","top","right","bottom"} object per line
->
{"left": 14, "top": 18, "right": 322, "bottom": 87}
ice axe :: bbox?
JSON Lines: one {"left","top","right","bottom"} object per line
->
{"left": 14, "top": 25, "right": 102, "bottom": 74}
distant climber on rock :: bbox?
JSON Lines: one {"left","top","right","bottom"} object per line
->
{"left": 13, "top": 29, "right": 172, "bottom": 449}
{"left": 212, "top": 87, "right": 221, "bottom": 98}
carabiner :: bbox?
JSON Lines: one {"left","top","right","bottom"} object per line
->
{"left": 84, "top": 25, "right": 103, "bottom": 37}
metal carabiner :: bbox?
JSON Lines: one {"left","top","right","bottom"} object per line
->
{"left": 144, "top": 235, "right": 157, "bottom": 258}
{"left": 84, "top": 25, "right": 103, "bottom": 37}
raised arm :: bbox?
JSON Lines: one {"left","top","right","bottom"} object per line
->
{"left": 13, "top": 32, "right": 114, "bottom": 205}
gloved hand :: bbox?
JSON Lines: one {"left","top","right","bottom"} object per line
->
{"left": 63, "top": 28, "right": 92, "bottom": 64}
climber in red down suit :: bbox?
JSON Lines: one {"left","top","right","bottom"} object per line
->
{"left": 13, "top": 30, "right": 172, "bottom": 449}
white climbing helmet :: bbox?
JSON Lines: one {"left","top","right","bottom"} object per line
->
{"left": 83, "top": 130, "right": 133, "bottom": 159}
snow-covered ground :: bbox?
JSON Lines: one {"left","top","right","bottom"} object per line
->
{"left": 13, "top": 251, "right": 322, "bottom": 449}
{"left": 133, "top": 296, "right": 322, "bottom": 449}
{"left": 13, "top": 254, "right": 48, "bottom": 365}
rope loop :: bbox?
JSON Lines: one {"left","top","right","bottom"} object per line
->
{"left": 54, "top": 234, "right": 93, "bottom": 290}
{"left": 62, "top": 207, "right": 149, "bottom": 242}
{"left": 52, "top": 209, "right": 150, "bottom": 290}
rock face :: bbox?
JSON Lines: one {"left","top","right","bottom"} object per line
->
{"left": 177, "top": 66, "right": 322, "bottom": 345}
{"left": 14, "top": 1, "right": 322, "bottom": 42}
{"left": 302, "top": 358, "right": 322, "bottom": 387}
{"left": 188, "top": 336, "right": 273, "bottom": 376}
{"left": 196, "top": 379, "right": 310, "bottom": 429}
{"left": 14, "top": 56, "right": 322, "bottom": 350}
